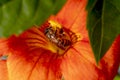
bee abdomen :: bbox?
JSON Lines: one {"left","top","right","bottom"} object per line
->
{"left": 57, "top": 39, "right": 71, "bottom": 49}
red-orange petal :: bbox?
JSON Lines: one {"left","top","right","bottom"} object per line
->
{"left": 0, "top": 60, "right": 8, "bottom": 80}
{"left": 0, "top": 39, "right": 10, "bottom": 56}
{"left": 7, "top": 48, "right": 63, "bottom": 80}
{"left": 60, "top": 35, "right": 120, "bottom": 80}
{"left": 61, "top": 41, "right": 105, "bottom": 80}
{"left": 99, "top": 35, "right": 120, "bottom": 79}
{"left": 5, "top": 27, "right": 63, "bottom": 80}
{"left": 56, "top": 0, "right": 88, "bottom": 37}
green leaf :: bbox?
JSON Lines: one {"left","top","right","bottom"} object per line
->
{"left": 87, "top": 0, "right": 120, "bottom": 62}
{"left": 0, "top": 0, "right": 11, "bottom": 6}
{"left": 0, "top": 0, "right": 66, "bottom": 37}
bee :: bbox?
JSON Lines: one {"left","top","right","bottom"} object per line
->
{"left": 44, "top": 22, "right": 72, "bottom": 49}
{"left": 44, "top": 27, "right": 59, "bottom": 44}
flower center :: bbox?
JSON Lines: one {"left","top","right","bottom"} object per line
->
{"left": 44, "top": 20, "right": 80, "bottom": 55}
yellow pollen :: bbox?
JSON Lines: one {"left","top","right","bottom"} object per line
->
{"left": 48, "top": 20, "right": 62, "bottom": 29}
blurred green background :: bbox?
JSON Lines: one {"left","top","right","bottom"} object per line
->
{"left": 0, "top": 0, "right": 66, "bottom": 37}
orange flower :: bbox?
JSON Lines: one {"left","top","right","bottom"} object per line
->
{"left": 0, "top": 0, "right": 120, "bottom": 80}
